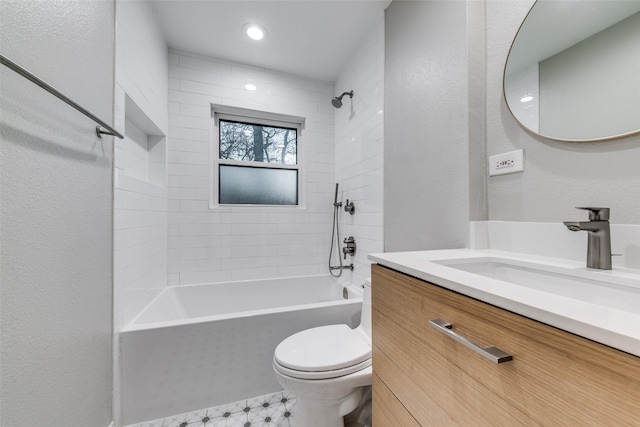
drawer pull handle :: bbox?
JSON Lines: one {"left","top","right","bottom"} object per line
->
{"left": 429, "top": 318, "right": 513, "bottom": 364}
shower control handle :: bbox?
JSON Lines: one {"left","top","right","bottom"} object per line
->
{"left": 343, "top": 236, "right": 356, "bottom": 259}
{"left": 344, "top": 200, "right": 355, "bottom": 215}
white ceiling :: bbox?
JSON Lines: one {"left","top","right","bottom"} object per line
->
{"left": 153, "top": 0, "right": 392, "bottom": 83}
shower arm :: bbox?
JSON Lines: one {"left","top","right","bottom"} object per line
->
{"left": 337, "top": 90, "right": 353, "bottom": 100}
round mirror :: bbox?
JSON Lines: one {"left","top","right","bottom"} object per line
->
{"left": 504, "top": 0, "right": 640, "bottom": 142}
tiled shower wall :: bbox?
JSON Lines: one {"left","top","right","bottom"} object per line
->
{"left": 114, "top": 0, "right": 169, "bottom": 332}
{"left": 167, "top": 50, "right": 337, "bottom": 285}
{"left": 334, "top": 14, "right": 385, "bottom": 287}
{"left": 114, "top": 0, "right": 169, "bottom": 424}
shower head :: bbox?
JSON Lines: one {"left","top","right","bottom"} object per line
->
{"left": 331, "top": 90, "right": 354, "bottom": 108}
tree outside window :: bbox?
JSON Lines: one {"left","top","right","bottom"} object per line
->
{"left": 215, "top": 117, "right": 300, "bottom": 206}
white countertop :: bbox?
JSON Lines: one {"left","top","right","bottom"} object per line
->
{"left": 369, "top": 249, "right": 640, "bottom": 358}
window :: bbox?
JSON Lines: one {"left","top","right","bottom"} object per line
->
{"left": 212, "top": 112, "right": 302, "bottom": 206}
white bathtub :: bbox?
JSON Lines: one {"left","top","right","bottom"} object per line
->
{"left": 120, "top": 275, "right": 363, "bottom": 425}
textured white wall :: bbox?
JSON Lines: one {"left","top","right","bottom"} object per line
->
{"left": 167, "top": 51, "right": 336, "bottom": 285}
{"left": 0, "top": 1, "right": 114, "bottom": 426}
{"left": 384, "top": 0, "right": 471, "bottom": 251}
{"left": 113, "top": 1, "right": 169, "bottom": 424}
{"left": 334, "top": 13, "right": 385, "bottom": 286}
{"left": 486, "top": 0, "right": 640, "bottom": 224}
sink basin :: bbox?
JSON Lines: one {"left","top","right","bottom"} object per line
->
{"left": 434, "top": 257, "right": 640, "bottom": 313}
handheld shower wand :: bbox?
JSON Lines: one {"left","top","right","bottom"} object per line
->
{"left": 329, "top": 183, "right": 354, "bottom": 276}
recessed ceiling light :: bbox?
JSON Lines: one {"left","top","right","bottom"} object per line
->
{"left": 520, "top": 95, "right": 534, "bottom": 103}
{"left": 245, "top": 83, "right": 257, "bottom": 91}
{"left": 244, "top": 23, "right": 267, "bottom": 41}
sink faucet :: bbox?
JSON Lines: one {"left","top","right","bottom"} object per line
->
{"left": 563, "top": 207, "right": 612, "bottom": 270}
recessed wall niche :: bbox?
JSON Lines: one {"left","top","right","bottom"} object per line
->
{"left": 123, "top": 95, "right": 166, "bottom": 186}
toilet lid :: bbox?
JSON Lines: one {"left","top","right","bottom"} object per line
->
{"left": 274, "top": 324, "right": 371, "bottom": 372}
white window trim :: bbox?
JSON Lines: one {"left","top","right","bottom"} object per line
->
{"left": 209, "top": 107, "right": 306, "bottom": 210}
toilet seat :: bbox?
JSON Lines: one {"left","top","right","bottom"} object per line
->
{"left": 274, "top": 324, "right": 371, "bottom": 380}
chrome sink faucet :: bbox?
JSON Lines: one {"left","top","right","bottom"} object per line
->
{"left": 563, "top": 207, "right": 612, "bottom": 270}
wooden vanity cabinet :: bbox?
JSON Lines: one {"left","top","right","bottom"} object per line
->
{"left": 371, "top": 264, "right": 640, "bottom": 426}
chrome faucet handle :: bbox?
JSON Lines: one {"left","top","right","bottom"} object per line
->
{"left": 576, "top": 207, "right": 610, "bottom": 221}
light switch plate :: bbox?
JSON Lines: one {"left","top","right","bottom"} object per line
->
{"left": 489, "top": 149, "right": 524, "bottom": 176}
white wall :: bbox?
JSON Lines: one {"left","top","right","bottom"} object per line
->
{"left": 0, "top": 1, "right": 114, "bottom": 426}
{"left": 383, "top": 0, "right": 472, "bottom": 251}
{"left": 113, "top": 1, "right": 169, "bottom": 424}
{"left": 486, "top": 0, "right": 640, "bottom": 225}
{"left": 167, "top": 50, "right": 336, "bottom": 285}
{"left": 334, "top": 13, "right": 385, "bottom": 286}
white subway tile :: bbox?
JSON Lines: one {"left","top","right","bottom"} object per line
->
{"left": 179, "top": 127, "right": 210, "bottom": 142}
{"left": 180, "top": 79, "right": 232, "bottom": 98}
{"left": 231, "top": 245, "right": 273, "bottom": 258}
{"left": 168, "top": 235, "right": 220, "bottom": 249}
{"left": 277, "top": 264, "right": 321, "bottom": 277}
{"left": 168, "top": 102, "right": 180, "bottom": 115}
{"left": 180, "top": 103, "right": 211, "bottom": 118}
{"left": 169, "top": 151, "right": 209, "bottom": 165}
{"left": 169, "top": 65, "right": 223, "bottom": 85}
{"left": 231, "top": 223, "right": 278, "bottom": 235}
{"left": 170, "top": 259, "right": 221, "bottom": 274}
{"left": 178, "top": 54, "right": 232, "bottom": 75}
{"left": 170, "top": 211, "right": 222, "bottom": 224}
{"left": 220, "top": 212, "right": 270, "bottom": 224}
{"left": 273, "top": 74, "right": 318, "bottom": 92}
{"left": 180, "top": 246, "right": 232, "bottom": 260}
{"left": 167, "top": 163, "right": 209, "bottom": 178}
{"left": 176, "top": 175, "right": 209, "bottom": 189}
{"left": 231, "top": 267, "right": 278, "bottom": 282}
{"left": 169, "top": 114, "right": 210, "bottom": 130}
{"left": 168, "top": 187, "right": 209, "bottom": 201}
{"left": 179, "top": 270, "right": 233, "bottom": 285}
{"left": 170, "top": 138, "right": 209, "bottom": 153}
{"left": 179, "top": 223, "right": 231, "bottom": 236}
{"left": 179, "top": 199, "right": 209, "bottom": 212}
{"left": 221, "top": 256, "right": 269, "bottom": 270}
{"left": 230, "top": 65, "right": 278, "bottom": 85}
{"left": 119, "top": 225, "right": 166, "bottom": 249}
{"left": 219, "top": 234, "right": 269, "bottom": 247}
{"left": 115, "top": 209, "right": 166, "bottom": 230}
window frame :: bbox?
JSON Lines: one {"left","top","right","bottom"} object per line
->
{"left": 210, "top": 110, "right": 305, "bottom": 209}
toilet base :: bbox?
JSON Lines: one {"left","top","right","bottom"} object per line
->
{"left": 273, "top": 364, "right": 372, "bottom": 427}
{"left": 293, "top": 387, "right": 363, "bottom": 427}
{"left": 344, "top": 385, "right": 372, "bottom": 427}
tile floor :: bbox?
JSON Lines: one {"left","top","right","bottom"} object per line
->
{"left": 124, "top": 390, "right": 297, "bottom": 427}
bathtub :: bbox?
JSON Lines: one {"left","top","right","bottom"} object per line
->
{"left": 120, "top": 275, "right": 363, "bottom": 425}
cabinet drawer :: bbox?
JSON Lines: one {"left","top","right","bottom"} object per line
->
{"left": 372, "top": 264, "right": 640, "bottom": 426}
{"left": 373, "top": 373, "right": 420, "bottom": 427}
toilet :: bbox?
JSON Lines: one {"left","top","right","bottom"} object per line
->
{"left": 273, "top": 279, "right": 372, "bottom": 427}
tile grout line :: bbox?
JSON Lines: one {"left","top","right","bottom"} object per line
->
{"left": 124, "top": 390, "right": 297, "bottom": 427}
